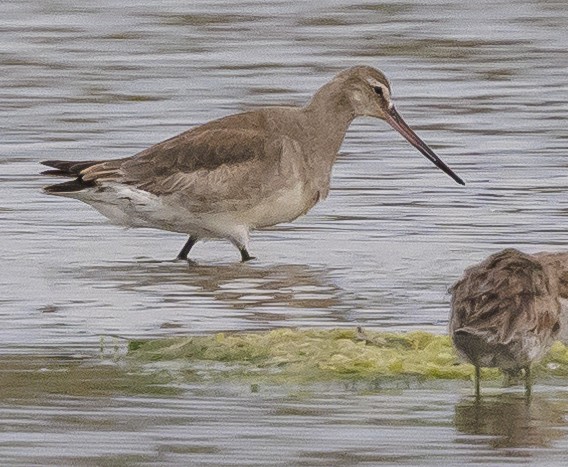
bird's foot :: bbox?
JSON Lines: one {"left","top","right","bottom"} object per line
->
{"left": 240, "top": 248, "right": 256, "bottom": 262}
{"left": 174, "top": 255, "right": 198, "bottom": 267}
{"left": 176, "top": 237, "right": 197, "bottom": 262}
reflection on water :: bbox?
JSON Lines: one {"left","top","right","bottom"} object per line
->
{"left": 3, "top": 356, "right": 568, "bottom": 466}
{"left": 63, "top": 260, "right": 352, "bottom": 339}
{"left": 455, "top": 393, "right": 567, "bottom": 450}
{"left": 2, "top": 0, "right": 568, "bottom": 463}
{"left": 76, "top": 260, "right": 343, "bottom": 313}
{"left": 0, "top": 355, "right": 179, "bottom": 400}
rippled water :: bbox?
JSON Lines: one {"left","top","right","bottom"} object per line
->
{"left": 1, "top": 0, "right": 568, "bottom": 464}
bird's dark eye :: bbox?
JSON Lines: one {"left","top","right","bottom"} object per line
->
{"left": 373, "top": 86, "right": 384, "bottom": 97}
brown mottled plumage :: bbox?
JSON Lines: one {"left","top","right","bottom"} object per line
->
{"left": 450, "top": 249, "right": 564, "bottom": 396}
{"left": 42, "top": 66, "right": 464, "bottom": 262}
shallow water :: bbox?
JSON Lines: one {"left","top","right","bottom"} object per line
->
{"left": 1, "top": 0, "right": 568, "bottom": 464}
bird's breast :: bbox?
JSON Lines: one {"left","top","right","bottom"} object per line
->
{"left": 240, "top": 182, "right": 320, "bottom": 229}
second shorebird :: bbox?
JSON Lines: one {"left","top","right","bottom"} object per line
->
{"left": 450, "top": 249, "right": 565, "bottom": 396}
{"left": 42, "top": 66, "right": 464, "bottom": 262}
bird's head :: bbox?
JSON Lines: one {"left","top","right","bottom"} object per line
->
{"left": 335, "top": 66, "right": 394, "bottom": 119}
{"left": 333, "top": 66, "right": 465, "bottom": 186}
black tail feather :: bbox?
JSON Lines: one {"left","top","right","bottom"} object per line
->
{"left": 41, "top": 160, "right": 101, "bottom": 176}
{"left": 41, "top": 169, "right": 73, "bottom": 177}
{"left": 44, "top": 178, "right": 95, "bottom": 193}
{"left": 41, "top": 159, "right": 101, "bottom": 193}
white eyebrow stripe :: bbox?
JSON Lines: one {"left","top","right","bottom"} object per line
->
{"left": 367, "top": 79, "right": 393, "bottom": 106}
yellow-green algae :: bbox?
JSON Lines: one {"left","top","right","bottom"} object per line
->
{"left": 128, "top": 328, "right": 568, "bottom": 384}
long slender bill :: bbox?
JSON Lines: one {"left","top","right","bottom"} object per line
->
{"left": 385, "top": 106, "right": 465, "bottom": 186}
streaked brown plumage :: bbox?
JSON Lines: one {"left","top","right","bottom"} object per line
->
{"left": 450, "top": 249, "right": 564, "bottom": 396}
{"left": 41, "top": 66, "right": 464, "bottom": 262}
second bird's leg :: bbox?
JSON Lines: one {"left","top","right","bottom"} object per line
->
{"left": 474, "top": 365, "right": 481, "bottom": 399}
{"left": 524, "top": 366, "right": 532, "bottom": 398}
{"left": 176, "top": 236, "right": 198, "bottom": 260}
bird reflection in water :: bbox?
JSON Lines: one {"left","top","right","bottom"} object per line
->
{"left": 71, "top": 260, "right": 346, "bottom": 322}
{"left": 454, "top": 393, "right": 566, "bottom": 450}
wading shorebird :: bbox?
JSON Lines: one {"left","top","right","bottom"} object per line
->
{"left": 42, "top": 66, "right": 464, "bottom": 262}
{"left": 450, "top": 249, "right": 565, "bottom": 397}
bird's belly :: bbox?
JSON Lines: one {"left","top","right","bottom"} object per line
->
{"left": 70, "top": 182, "right": 317, "bottom": 239}
{"left": 453, "top": 330, "right": 551, "bottom": 370}
{"left": 238, "top": 183, "right": 317, "bottom": 228}
{"left": 71, "top": 183, "right": 196, "bottom": 232}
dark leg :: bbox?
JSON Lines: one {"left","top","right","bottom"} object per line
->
{"left": 176, "top": 236, "right": 197, "bottom": 260}
{"left": 239, "top": 247, "right": 256, "bottom": 262}
{"left": 524, "top": 366, "right": 532, "bottom": 398}
{"left": 228, "top": 233, "right": 255, "bottom": 263}
{"left": 475, "top": 365, "right": 481, "bottom": 399}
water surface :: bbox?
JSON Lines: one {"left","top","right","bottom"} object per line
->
{"left": 1, "top": 0, "right": 568, "bottom": 464}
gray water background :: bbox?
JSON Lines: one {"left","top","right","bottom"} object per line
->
{"left": 1, "top": 0, "right": 568, "bottom": 464}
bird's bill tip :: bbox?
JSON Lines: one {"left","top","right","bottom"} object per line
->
{"left": 385, "top": 107, "right": 465, "bottom": 186}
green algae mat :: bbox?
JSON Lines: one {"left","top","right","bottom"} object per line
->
{"left": 128, "top": 328, "right": 568, "bottom": 384}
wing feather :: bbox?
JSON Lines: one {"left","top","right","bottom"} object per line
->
{"left": 79, "top": 112, "right": 298, "bottom": 212}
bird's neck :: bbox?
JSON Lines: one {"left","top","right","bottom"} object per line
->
{"left": 302, "top": 81, "right": 356, "bottom": 157}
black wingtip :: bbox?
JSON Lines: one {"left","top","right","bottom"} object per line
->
{"left": 41, "top": 160, "right": 69, "bottom": 170}
{"left": 43, "top": 178, "right": 94, "bottom": 193}
{"left": 40, "top": 159, "right": 101, "bottom": 175}
{"left": 41, "top": 169, "right": 70, "bottom": 177}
